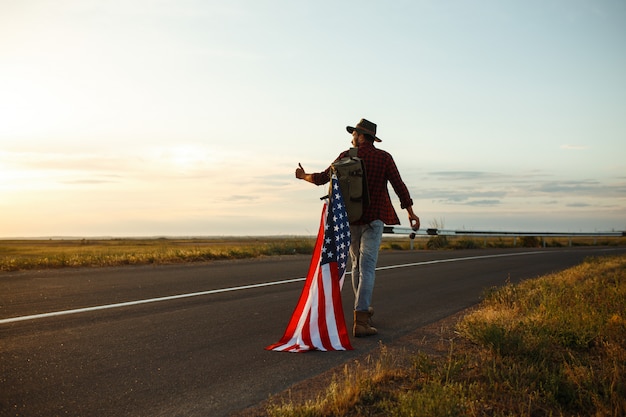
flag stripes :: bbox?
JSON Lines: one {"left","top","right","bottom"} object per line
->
{"left": 266, "top": 177, "right": 353, "bottom": 352}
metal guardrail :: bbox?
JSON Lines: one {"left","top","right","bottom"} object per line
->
{"left": 383, "top": 226, "right": 625, "bottom": 248}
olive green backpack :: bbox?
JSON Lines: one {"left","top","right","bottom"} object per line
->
{"left": 330, "top": 148, "right": 370, "bottom": 223}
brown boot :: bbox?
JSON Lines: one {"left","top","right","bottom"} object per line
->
{"left": 367, "top": 306, "right": 374, "bottom": 325}
{"left": 353, "top": 310, "right": 378, "bottom": 337}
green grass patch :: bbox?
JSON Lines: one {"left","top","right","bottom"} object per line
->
{"left": 265, "top": 254, "right": 626, "bottom": 416}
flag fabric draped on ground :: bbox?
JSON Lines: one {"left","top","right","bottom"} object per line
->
{"left": 266, "top": 176, "right": 353, "bottom": 352}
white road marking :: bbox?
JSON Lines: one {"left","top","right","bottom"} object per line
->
{"left": 0, "top": 278, "right": 305, "bottom": 325}
{"left": 0, "top": 251, "right": 545, "bottom": 325}
{"left": 375, "top": 250, "right": 545, "bottom": 271}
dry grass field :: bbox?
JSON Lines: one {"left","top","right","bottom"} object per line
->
{"left": 0, "top": 237, "right": 315, "bottom": 271}
{"left": 1, "top": 235, "right": 623, "bottom": 272}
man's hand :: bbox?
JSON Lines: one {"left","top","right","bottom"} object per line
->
{"left": 406, "top": 206, "right": 420, "bottom": 231}
{"left": 295, "top": 163, "right": 305, "bottom": 179}
{"left": 409, "top": 214, "right": 420, "bottom": 231}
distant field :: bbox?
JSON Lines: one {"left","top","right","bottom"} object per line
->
{"left": 0, "top": 237, "right": 316, "bottom": 272}
{"left": 1, "top": 235, "right": 623, "bottom": 272}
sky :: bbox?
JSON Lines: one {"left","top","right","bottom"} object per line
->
{"left": 1, "top": 0, "right": 625, "bottom": 237}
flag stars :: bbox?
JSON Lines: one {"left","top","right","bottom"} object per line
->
{"left": 321, "top": 176, "right": 353, "bottom": 278}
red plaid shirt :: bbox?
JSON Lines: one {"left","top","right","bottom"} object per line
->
{"left": 311, "top": 141, "right": 413, "bottom": 225}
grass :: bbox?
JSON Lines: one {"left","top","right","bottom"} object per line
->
{"left": 381, "top": 236, "right": 625, "bottom": 251}
{"left": 1, "top": 236, "right": 623, "bottom": 272}
{"left": 264, "top": 254, "right": 626, "bottom": 417}
{"left": 0, "top": 237, "right": 316, "bottom": 272}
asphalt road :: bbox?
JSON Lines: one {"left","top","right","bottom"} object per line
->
{"left": 1, "top": 247, "right": 624, "bottom": 417}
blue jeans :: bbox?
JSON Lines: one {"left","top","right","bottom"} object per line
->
{"left": 349, "top": 220, "right": 384, "bottom": 312}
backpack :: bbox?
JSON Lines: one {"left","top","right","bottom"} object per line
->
{"left": 330, "top": 148, "right": 370, "bottom": 223}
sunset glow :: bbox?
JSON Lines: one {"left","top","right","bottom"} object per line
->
{"left": 1, "top": 1, "right": 625, "bottom": 237}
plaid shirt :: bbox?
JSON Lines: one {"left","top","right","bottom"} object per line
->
{"left": 311, "top": 141, "right": 413, "bottom": 225}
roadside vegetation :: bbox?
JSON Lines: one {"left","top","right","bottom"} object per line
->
{"left": 0, "top": 237, "right": 315, "bottom": 272}
{"left": 1, "top": 236, "right": 623, "bottom": 272}
{"left": 265, "top": 254, "right": 626, "bottom": 417}
{"left": 381, "top": 235, "right": 625, "bottom": 251}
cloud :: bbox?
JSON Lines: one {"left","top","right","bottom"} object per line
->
{"left": 2, "top": 150, "right": 122, "bottom": 172}
{"left": 533, "top": 179, "right": 600, "bottom": 193}
{"left": 560, "top": 144, "right": 589, "bottom": 150}
{"left": 224, "top": 195, "right": 259, "bottom": 202}
{"left": 60, "top": 179, "right": 119, "bottom": 185}
{"left": 533, "top": 180, "right": 626, "bottom": 197}
{"left": 411, "top": 187, "right": 506, "bottom": 206}
{"left": 465, "top": 199, "right": 502, "bottom": 206}
{"left": 408, "top": 171, "right": 626, "bottom": 218}
{"left": 252, "top": 173, "right": 294, "bottom": 187}
{"left": 0, "top": 145, "right": 239, "bottom": 185}
{"left": 428, "top": 171, "right": 503, "bottom": 180}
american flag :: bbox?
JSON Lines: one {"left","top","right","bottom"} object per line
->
{"left": 266, "top": 176, "right": 353, "bottom": 352}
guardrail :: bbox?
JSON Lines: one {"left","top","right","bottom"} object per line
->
{"left": 383, "top": 226, "right": 625, "bottom": 248}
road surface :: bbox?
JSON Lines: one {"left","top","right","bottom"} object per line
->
{"left": 1, "top": 247, "right": 624, "bottom": 416}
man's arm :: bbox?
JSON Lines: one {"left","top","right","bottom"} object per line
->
{"left": 385, "top": 155, "right": 420, "bottom": 230}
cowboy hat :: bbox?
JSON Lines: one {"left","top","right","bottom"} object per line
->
{"left": 346, "top": 118, "right": 382, "bottom": 142}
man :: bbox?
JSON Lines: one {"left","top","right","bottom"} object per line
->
{"left": 295, "top": 118, "right": 420, "bottom": 337}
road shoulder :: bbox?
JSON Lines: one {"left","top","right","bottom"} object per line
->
{"left": 232, "top": 307, "right": 474, "bottom": 417}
